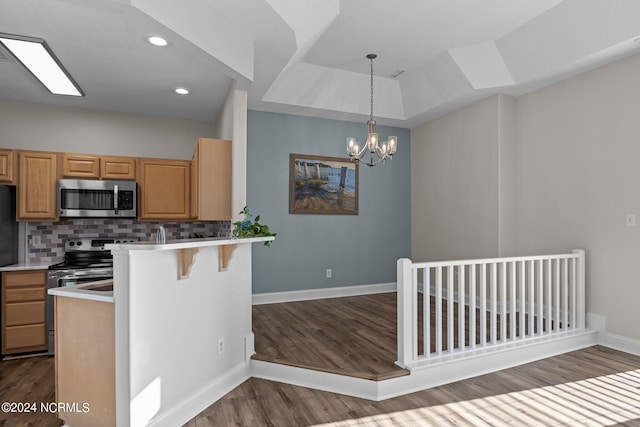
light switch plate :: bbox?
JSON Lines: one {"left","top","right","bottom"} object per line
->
{"left": 625, "top": 214, "right": 636, "bottom": 227}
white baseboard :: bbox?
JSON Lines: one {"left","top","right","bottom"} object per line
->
{"left": 146, "top": 361, "right": 249, "bottom": 427}
{"left": 252, "top": 282, "right": 396, "bottom": 305}
{"left": 586, "top": 312, "right": 640, "bottom": 356}
{"left": 586, "top": 312, "right": 606, "bottom": 335}
{"left": 600, "top": 332, "right": 640, "bottom": 356}
{"left": 251, "top": 359, "right": 380, "bottom": 400}
{"left": 251, "top": 330, "right": 597, "bottom": 401}
{"left": 381, "top": 329, "right": 597, "bottom": 400}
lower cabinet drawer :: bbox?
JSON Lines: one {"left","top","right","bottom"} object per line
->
{"left": 4, "top": 271, "right": 46, "bottom": 287}
{"left": 5, "top": 301, "right": 46, "bottom": 326}
{"left": 4, "top": 323, "right": 47, "bottom": 353}
{"left": 5, "top": 287, "right": 46, "bottom": 303}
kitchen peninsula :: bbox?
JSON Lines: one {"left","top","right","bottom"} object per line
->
{"left": 49, "top": 236, "right": 273, "bottom": 427}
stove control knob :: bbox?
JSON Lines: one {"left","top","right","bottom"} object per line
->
{"left": 115, "top": 240, "right": 121, "bottom": 243}
{"left": 76, "top": 241, "right": 83, "bottom": 247}
{"left": 69, "top": 241, "right": 75, "bottom": 246}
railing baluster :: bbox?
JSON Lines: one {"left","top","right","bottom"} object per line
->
{"left": 528, "top": 260, "right": 534, "bottom": 337}
{"left": 458, "top": 265, "right": 466, "bottom": 350}
{"left": 519, "top": 260, "right": 525, "bottom": 340}
{"left": 571, "top": 256, "right": 577, "bottom": 330}
{"left": 546, "top": 259, "right": 552, "bottom": 334}
{"left": 480, "top": 264, "right": 487, "bottom": 347}
{"left": 412, "top": 266, "right": 418, "bottom": 360}
{"left": 435, "top": 266, "right": 443, "bottom": 355}
{"left": 510, "top": 261, "right": 516, "bottom": 341}
{"left": 500, "top": 262, "right": 507, "bottom": 342}
{"left": 423, "top": 267, "right": 430, "bottom": 357}
{"left": 553, "top": 259, "right": 560, "bottom": 331}
{"left": 447, "top": 266, "right": 454, "bottom": 352}
{"left": 470, "top": 264, "right": 476, "bottom": 349}
{"left": 563, "top": 258, "right": 568, "bottom": 331}
{"left": 490, "top": 263, "right": 497, "bottom": 344}
{"left": 537, "top": 260, "right": 543, "bottom": 336}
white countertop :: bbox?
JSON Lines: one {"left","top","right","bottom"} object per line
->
{"left": 106, "top": 236, "right": 275, "bottom": 253}
{"left": 0, "top": 262, "right": 53, "bottom": 272}
{"left": 48, "top": 279, "right": 114, "bottom": 303}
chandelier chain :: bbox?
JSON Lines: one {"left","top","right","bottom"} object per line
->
{"left": 370, "top": 55, "right": 374, "bottom": 122}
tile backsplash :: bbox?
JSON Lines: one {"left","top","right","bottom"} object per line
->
{"left": 27, "top": 219, "right": 231, "bottom": 264}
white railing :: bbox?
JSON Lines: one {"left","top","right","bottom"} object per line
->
{"left": 396, "top": 250, "right": 585, "bottom": 369}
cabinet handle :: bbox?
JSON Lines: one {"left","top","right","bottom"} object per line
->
{"left": 114, "top": 184, "right": 119, "bottom": 214}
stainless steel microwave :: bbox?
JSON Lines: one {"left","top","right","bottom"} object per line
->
{"left": 58, "top": 179, "right": 137, "bottom": 218}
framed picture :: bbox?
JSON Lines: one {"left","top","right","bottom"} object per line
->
{"left": 289, "top": 153, "right": 358, "bottom": 215}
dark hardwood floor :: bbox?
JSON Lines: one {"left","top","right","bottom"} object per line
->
{"left": 252, "top": 292, "right": 408, "bottom": 380}
{"left": 0, "top": 355, "right": 61, "bottom": 427}
{"left": 186, "top": 346, "right": 640, "bottom": 426}
{"left": 2, "top": 347, "right": 640, "bottom": 426}
{"left": 252, "top": 292, "right": 548, "bottom": 380}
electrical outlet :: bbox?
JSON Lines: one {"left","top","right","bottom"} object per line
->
{"left": 326, "top": 269, "right": 332, "bottom": 278}
{"left": 32, "top": 236, "right": 41, "bottom": 245}
{"left": 217, "top": 338, "right": 225, "bottom": 356}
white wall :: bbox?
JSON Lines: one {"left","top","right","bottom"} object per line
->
{"left": 516, "top": 53, "right": 640, "bottom": 341}
{"left": 411, "top": 52, "right": 640, "bottom": 343}
{"left": 411, "top": 94, "right": 517, "bottom": 262}
{"left": 0, "top": 101, "right": 216, "bottom": 160}
{"left": 213, "top": 82, "right": 248, "bottom": 220}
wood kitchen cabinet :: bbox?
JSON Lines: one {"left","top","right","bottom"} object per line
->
{"left": 60, "top": 153, "right": 100, "bottom": 178}
{"left": 191, "top": 138, "right": 232, "bottom": 220}
{"left": 138, "top": 158, "right": 190, "bottom": 220}
{"left": 55, "top": 296, "right": 115, "bottom": 426}
{"left": 0, "top": 149, "right": 17, "bottom": 184}
{"left": 100, "top": 155, "right": 136, "bottom": 179}
{"left": 1, "top": 270, "right": 48, "bottom": 355}
{"left": 17, "top": 151, "right": 58, "bottom": 221}
{"left": 60, "top": 153, "right": 136, "bottom": 180}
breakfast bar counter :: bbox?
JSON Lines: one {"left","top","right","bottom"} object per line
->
{"left": 109, "top": 236, "right": 272, "bottom": 427}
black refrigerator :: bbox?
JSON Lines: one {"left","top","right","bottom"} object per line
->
{"left": 0, "top": 185, "right": 18, "bottom": 267}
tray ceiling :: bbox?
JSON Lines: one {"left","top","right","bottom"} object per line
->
{"left": 1, "top": 0, "right": 640, "bottom": 128}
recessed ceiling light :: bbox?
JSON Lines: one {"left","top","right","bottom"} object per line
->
{"left": 174, "top": 87, "right": 189, "bottom": 95}
{"left": 146, "top": 35, "right": 168, "bottom": 47}
{"left": 0, "top": 33, "right": 83, "bottom": 96}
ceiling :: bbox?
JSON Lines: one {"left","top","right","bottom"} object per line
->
{"left": 2, "top": 0, "right": 640, "bottom": 129}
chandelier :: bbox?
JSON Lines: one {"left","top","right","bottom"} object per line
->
{"left": 347, "top": 54, "right": 397, "bottom": 167}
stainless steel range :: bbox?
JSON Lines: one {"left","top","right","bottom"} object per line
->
{"left": 46, "top": 236, "right": 138, "bottom": 354}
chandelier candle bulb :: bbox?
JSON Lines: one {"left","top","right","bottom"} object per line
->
{"left": 389, "top": 136, "right": 397, "bottom": 154}
{"left": 347, "top": 137, "right": 357, "bottom": 156}
{"left": 369, "top": 133, "right": 378, "bottom": 152}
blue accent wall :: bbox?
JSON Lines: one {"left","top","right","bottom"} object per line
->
{"left": 247, "top": 110, "right": 411, "bottom": 293}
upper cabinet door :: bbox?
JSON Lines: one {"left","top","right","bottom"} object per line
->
{"left": 191, "top": 138, "right": 232, "bottom": 221}
{"left": 60, "top": 153, "right": 100, "bottom": 179}
{"left": 138, "top": 158, "right": 190, "bottom": 220}
{"left": 18, "top": 151, "right": 58, "bottom": 221}
{"left": 101, "top": 156, "right": 136, "bottom": 180}
{"left": 0, "top": 149, "right": 17, "bottom": 185}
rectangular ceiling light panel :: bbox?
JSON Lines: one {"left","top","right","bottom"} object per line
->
{"left": 0, "top": 34, "right": 83, "bottom": 97}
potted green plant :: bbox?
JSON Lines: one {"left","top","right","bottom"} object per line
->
{"left": 232, "top": 207, "right": 276, "bottom": 246}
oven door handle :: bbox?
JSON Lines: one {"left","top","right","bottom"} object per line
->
{"left": 114, "top": 184, "right": 119, "bottom": 214}
{"left": 49, "top": 269, "right": 113, "bottom": 280}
